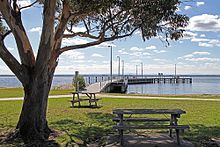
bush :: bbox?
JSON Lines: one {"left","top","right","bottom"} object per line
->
{"left": 73, "top": 75, "right": 86, "bottom": 91}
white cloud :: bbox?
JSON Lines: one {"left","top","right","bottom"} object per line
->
{"left": 187, "top": 14, "right": 220, "bottom": 32}
{"left": 196, "top": 2, "right": 205, "bottom": 6}
{"left": 143, "top": 52, "right": 151, "bottom": 56}
{"left": 192, "top": 51, "right": 210, "bottom": 55}
{"left": 185, "top": 57, "right": 220, "bottom": 62}
{"left": 183, "top": 54, "right": 194, "bottom": 58}
{"left": 183, "top": 31, "right": 198, "bottom": 39}
{"left": 29, "top": 27, "right": 42, "bottom": 33}
{"left": 184, "top": 6, "right": 192, "bottom": 10}
{"left": 130, "top": 47, "right": 143, "bottom": 51}
{"left": 200, "top": 34, "right": 206, "bottom": 37}
{"left": 208, "top": 39, "right": 219, "bottom": 44}
{"left": 153, "top": 58, "right": 168, "bottom": 63}
{"left": 62, "top": 38, "right": 89, "bottom": 46}
{"left": 118, "top": 49, "right": 129, "bottom": 55}
{"left": 62, "top": 50, "right": 85, "bottom": 60}
{"left": 153, "top": 50, "right": 167, "bottom": 53}
{"left": 191, "top": 38, "right": 209, "bottom": 42}
{"left": 64, "top": 27, "right": 86, "bottom": 34}
{"left": 91, "top": 53, "right": 104, "bottom": 58}
{"left": 198, "top": 42, "right": 213, "bottom": 47}
{"left": 131, "top": 59, "right": 142, "bottom": 63}
{"left": 129, "top": 52, "right": 142, "bottom": 57}
{"left": 146, "top": 45, "right": 157, "bottom": 50}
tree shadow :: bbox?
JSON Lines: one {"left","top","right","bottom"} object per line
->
{"left": 50, "top": 113, "right": 115, "bottom": 146}
{"left": 0, "top": 129, "right": 60, "bottom": 147}
{"left": 184, "top": 124, "right": 220, "bottom": 146}
{"left": 70, "top": 105, "right": 102, "bottom": 109}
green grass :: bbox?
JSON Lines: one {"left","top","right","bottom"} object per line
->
{"left": 0, "top": 88, "right": 73, "bottom": 98}
{"left": 0, "top": 97, "right": 220, "bottom": 146}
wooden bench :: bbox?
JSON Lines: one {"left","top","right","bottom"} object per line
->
{"left": 70, "top": 92, "right": 101, "bottom": 107}
{"left": 113, "top": 109, "right": 189, "bottom": 146}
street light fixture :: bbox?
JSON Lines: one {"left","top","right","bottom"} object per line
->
{"left": 108, "top": 46, "right": 113, "bottom": 82}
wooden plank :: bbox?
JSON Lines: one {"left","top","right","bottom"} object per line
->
{"left": 113, "top": 109, "right": 186, "bottom": 115}
{"left": 70, "top": 98, "right": 101, "bottom": 103}
{"left": 113, "top": 125, "right": 189, "bottom": 130}
{"left": 112, "top": 117, "right": 170, "bottom": 122}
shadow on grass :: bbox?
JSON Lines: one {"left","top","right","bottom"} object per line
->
{"left": 70, "top": 105, "right": 102, "bottom": 109}
{"left": 50, "top": 112, "right": 115, "bottom": 146}
{"left": 0, "top": 129, "right": 60, "bottom": 147}
{"left": 185, "top": 124, "right": 220, "bottom": 146}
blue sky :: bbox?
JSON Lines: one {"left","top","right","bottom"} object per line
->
{"left": 1, "top": 0, "right": 220, "bottom": 75}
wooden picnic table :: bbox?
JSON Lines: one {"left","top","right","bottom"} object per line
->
{"left": 113, "top": 108, "right": 189, "bottom": 146}
{"left": 70, "top": 92, "right": 101, "bottom": 107}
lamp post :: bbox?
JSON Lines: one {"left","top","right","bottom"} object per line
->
{"left": 108, "top": 46, "right": 113, "bottom": 82}
{"left": 122, "top": 60, "right": 124, "bottom": 78}
{"left": 141, "top": 62, "right": 143, "bottom": 78}
{"left": 174, "top": 64, "right": 177, "bottom": 78}
{"left": 136, "top": 65, "right": 138, "bottom": 78}
{"left": 117, "top": 56, "right": 120, "bottom": 77}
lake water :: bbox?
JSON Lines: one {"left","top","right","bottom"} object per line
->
{"left": 0, "top": 75, "right": 220, "bottom": 95}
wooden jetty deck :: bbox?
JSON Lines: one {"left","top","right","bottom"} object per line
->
{"left": 128, "top": 77, "right": 192, "bottom": 84}
{"left": 83, "top": 75, "right": 192, "bottom": 93}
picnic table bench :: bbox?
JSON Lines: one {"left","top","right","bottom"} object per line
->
{"left": 69, "top": 92, "right": 101, "bottom": 107}
{"left": 113, "top": 109, "right": 189, "bottom": 146}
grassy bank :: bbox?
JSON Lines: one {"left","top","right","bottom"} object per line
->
{"left": 0, "top": 88, "right": 73, "bottom": 98}
{"left": 1, "top": 88, "right": 220, "bottom": 99}
{"left": 0, "top": 96, "right": 220, "bottom": 146}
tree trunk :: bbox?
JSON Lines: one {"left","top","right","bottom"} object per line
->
{"left": 16, "top": 67, "right": 54, "bottom": 144}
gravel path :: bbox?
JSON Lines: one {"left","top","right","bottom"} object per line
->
{"left": 0, "top": 94, "right": 220, "bottom": 101}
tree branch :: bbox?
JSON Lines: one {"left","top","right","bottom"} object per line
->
{"left": 19, "top": 0, "right": 38, "bottom": 10}
{"left": 60, "top": 28, "right": 137, "bottom": 53}
{"left": 63, "top": 32, "right": 99, "bottom": 39}
{"left": 0, "top": 0, "right": 35, "bottom": 67}
{"left": 0, "top": 36, "right": 27, "bottom": 85}
{"left": 1, "top": 30, "right": 12, "bottom": 40}
{"left": 35, "top": 0, "right": 57, "bottom": 73}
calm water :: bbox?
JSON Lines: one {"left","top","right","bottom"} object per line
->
{"left": 0, "top": 75, "right": 220, "bottom": 95}
{"left": 128, "top": 77, "right": 220, "bottom": 94}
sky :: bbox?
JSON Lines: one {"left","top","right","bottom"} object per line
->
{"left": 1, "top": 0, "right": 220, "bottom": 75}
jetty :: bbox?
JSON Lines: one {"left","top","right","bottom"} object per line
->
{"left": 83, "top": 75, "right": 192, "bottom": 93}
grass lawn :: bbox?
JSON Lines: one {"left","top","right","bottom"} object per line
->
{"left": 0, "top": 88, "right": 73, "bottom": 98}
{"left": 0, "top": 96, "right": 220, "bottom": 146}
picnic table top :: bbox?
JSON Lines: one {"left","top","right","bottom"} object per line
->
{"left": 113, "top": 109, "right": 186, "bottom": 115}
{"left": 71, "top": 92, "right": 97, "bottom": 94}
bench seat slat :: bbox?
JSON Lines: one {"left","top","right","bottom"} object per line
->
{"left": 113, "top": 118, "right": 170, "bottom": 122}
{"left": 113, "top": 125, "right": 189, "bottom": 130}
{"left": 70, "top": 98, "right": 101, "bottom": 103}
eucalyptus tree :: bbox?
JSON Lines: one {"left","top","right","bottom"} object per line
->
{"left": 0, "top": 0, "right": 188, "bottom": 144}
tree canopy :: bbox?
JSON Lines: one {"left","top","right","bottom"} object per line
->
{"left": 0, "top": 0, "right": 188, "bottom": 144}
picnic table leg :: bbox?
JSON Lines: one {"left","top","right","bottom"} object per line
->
{"left": 118, "top": 114, "right": 124, "bottom": 146}
{"left": 86, "top": 93, "right": 92, "bottom": 107}
{"left": 169, "top": 114, "right": 175, "bottom": 137}
{"left": 72, "top": 93, "right": 76, "bottom": 107}
{"left": 77, "top": 93, "right": 81, "bottom": 107}
{"left": 93, "top": 94, "right": 98, "bottom": 107}
{"left": 176, "top": 129, "right": 180, "bottom": 145}
{"left": 173, "top": 114, "right": 181, "bottom": 145}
